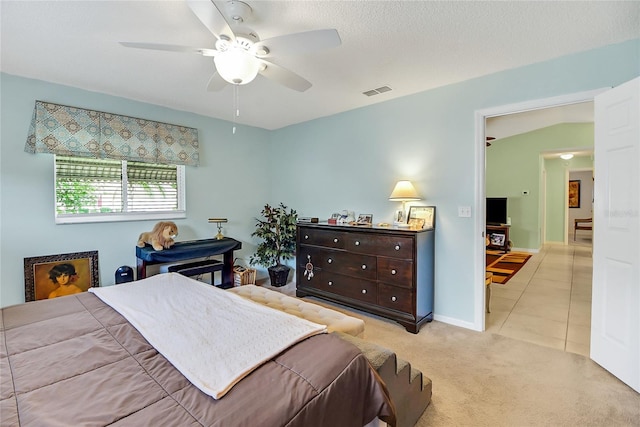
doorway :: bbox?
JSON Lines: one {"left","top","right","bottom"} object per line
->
{"left": 474, "top": 89, "right": 606, "bottom": 333}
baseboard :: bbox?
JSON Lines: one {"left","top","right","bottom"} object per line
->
{"left": 511, "top": 247, "right": 539, "bottom": 253}
{"left": 433, "top": 314, "right": 478, "bottom": 331}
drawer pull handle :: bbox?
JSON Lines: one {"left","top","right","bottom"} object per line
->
{"left": 304, "top": 235, "right": 309, "bottom": 240}
{"left": 361, "top": 289, "right": 367, "bottom": 294}
{"left": 333, "top": 238, "right": 339, "bottom": 243}
{"left": 328, "top": 281, "right": 333, "bottom": 286}
{"left": 391, "top": 269, "right": 397, "bottom": 275}
{"left": 327, "top": 258, "right": 333, "bottom": 264}
{"left": 391, "top": 296, "right": 397, "bottom": 302}
{"left": 361, "top": 264, "right": 367, "bottom": 270}
{"left": 355, "top": 241, "right": 360, "bottom": 246}
{"left": 395, "top": 245, "right": 401, "bottom": 251}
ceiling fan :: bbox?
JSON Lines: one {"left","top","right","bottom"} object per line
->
{"left": 486, "top": 136, "right": 495, "bottom": 147}
{"left": 120, "top": 0, "right": 341, "bottom": 92}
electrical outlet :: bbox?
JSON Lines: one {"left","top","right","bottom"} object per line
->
{"left": 458, "top": 206, "right": 471, "bottom": 217}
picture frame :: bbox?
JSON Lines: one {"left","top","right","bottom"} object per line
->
{"left": 24, "top": 250, "right": 99, "bottom": 302}
{"left": 407, "top": 217, "right": 425, "bottom": 229}
{"left": 489, "top": 233, "right": 506, "bottom": 247}
{"left": 569, "top": 180, "right": 581, "bottom": 208}
{"left": 357, "top": 214, "right": 373, "bottom": 225}
{"left": 407, "top": 206, "right": 436, "bottom": 229}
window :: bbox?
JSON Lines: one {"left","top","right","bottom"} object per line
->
{"left": 55, "top": 155, "right": 185, "bottom": 224}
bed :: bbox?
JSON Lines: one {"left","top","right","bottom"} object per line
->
{"left": 1, "top": 273, "right": 395, "bottom": 426}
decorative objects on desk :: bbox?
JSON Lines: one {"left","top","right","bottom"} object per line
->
{"left": 250, "top": 203, "right": 298, "bottom": 287}
{"left": 208, "top": 218, "right": 228, "bottom": 239}
{"left": 137, "top": 221, "right": 178, "bottom": 251}
{"left": 389, "top": 180, "right": 421, "bottom": 224}
{"left": 24, "top": 250, "right": 99, "bottom": 302}
{"left": 407, "top": 206, "right": 435, "bottom": 230}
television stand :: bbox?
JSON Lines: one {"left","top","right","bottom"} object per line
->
{"left": 486, "top": 224, "right": 510, "bottom": 253}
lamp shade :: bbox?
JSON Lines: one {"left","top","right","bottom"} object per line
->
{"left": 214, "top": 48, "right": 260, "bottom": 85}
{"left": 389, "top": 180, "right": 420, "bottom": 201}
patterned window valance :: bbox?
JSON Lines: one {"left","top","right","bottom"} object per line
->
{"left": 25, "top": 101, "right": 199, "bottom": 166}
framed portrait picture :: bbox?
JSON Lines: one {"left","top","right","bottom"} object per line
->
{"left": 407, "top": 206, "right": 436, "bottom": 229}
{"left": 24, "top": 250, "right": 99, "bottom": 302}
{"left": 357, "top": 214, "right": 373, "bottom": 225}
{"left": 569, "top": 180, "right": 580, "bottom": 208}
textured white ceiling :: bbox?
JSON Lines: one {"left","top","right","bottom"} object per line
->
{"left": 1, "top": 1, "right": 638, "bottom": 130}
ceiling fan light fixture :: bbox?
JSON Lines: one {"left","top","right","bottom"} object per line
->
{"left": 214, "top": 47, "right": 260, "bottom": 85}
{"left": 560, "top": 153, "right": 574, "bottom": 160}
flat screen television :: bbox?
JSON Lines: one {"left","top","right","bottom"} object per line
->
{"left": 486, "top": 197, "right": 507, "bottom": 225}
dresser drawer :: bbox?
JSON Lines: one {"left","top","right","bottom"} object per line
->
{"left": 322, "top": 272, "right": 377, "bottom": 304}
{"left": 322, "top": 251, "right": 376, "bottom": 280}
{"left": 345, "top": 234, "right": 414, "bottom": 259}
{"left": 299, "top": 247, "right": 376, "bottom": 280}
{"left": 378, "top": 284, "right": 413, "bottom": 314}
{"left": 377, "top": 258, "right": 413, "bottom": 288}
{"left": 298, "top": 228, "right": 345, "bottom": 249}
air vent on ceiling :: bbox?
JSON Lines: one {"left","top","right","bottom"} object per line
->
{"left": 363, "top": 86, "right": 392, "bottom": 97}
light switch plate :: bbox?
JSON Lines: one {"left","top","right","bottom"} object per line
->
{"left": 458, "top": 206, "right": 471, "bottom": 217}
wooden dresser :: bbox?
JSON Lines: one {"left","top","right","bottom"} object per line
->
{"left": 296, "top": 223, "right": 434, "bottom": 333}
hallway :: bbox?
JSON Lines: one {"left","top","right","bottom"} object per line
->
{"left": 486, "top": 236, "right": 593, "bottom": 357}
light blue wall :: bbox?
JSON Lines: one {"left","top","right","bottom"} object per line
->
{"left": 0, "top": 74, "right": 272, "bottom": 306}
{"left": 269, "top": 38, "right": 639, "bottom": 324}
{"left": 2, "top": 39, "right": 639, "bottom": 327}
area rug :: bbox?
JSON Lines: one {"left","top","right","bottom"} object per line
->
{"left": 486, "top": 250, "right": 532, "bottom": 284}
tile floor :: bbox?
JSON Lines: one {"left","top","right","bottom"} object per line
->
{"left": 486, "top": 231, "right": 593, "bottom": 357}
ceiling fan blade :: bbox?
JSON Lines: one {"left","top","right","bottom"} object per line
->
{"left": 206, "top": 72, "right": 227, "bottom": 92}
{"left": 258, "top": 60, "right": 312, "bottom": 92}
{"left": 119, "top": 41, "right": 216, "bottom": 55}
{"left": 186, "top": 0, "right": 235, "bottom": 42}
{"left": 253, "top": 29, "right": 341, "bottom": 57}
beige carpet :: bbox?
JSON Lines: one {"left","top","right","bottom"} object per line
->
{"left": 265, "top": 280, "right": 640, "bottom": 426}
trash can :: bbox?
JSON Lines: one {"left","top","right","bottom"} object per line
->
{"left": 115, "top": 266, "right": 134, "bottom": 284}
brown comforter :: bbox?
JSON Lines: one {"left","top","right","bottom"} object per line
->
{"left": 1, "top": 292, "right": 395, "bottom": 426}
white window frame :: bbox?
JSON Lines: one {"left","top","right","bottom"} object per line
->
{"left": 54, "top": 156, "right": 186, "bottom": 224}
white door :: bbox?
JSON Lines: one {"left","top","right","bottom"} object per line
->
{"left": 591, "top": 77, "right": 639, "bottom": 392}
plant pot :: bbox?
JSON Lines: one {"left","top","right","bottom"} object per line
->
{"left": 268, "top": 265, "right": 290, "bottom": 287}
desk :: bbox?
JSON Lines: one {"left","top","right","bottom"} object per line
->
{"left": 136, "top": 238, "right": 242, "bottom": 285}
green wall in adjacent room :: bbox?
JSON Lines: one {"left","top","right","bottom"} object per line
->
{"left": 486, "top": 123, "right": 594, "bottom": 250}
{"left": 544, "top": 155, "right": 595, "bottom": 243}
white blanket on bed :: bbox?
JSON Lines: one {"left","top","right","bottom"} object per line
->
{"left": 90, "top": 273, "right": 326, "bottom": 399}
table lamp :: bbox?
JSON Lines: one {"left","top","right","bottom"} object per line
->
{"left": 389, "top": 180, "right": 420, "bottom": 224}
{"left": 208, "top": 218, "right": 228, "bottom": 240}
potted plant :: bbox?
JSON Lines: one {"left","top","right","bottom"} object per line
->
{"left": 250, "top": 203, "right": 298, "bottom": 287}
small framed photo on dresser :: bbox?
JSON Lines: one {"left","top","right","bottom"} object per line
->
{"left": 407, "top": 206, "right": 436, "bottom": 230}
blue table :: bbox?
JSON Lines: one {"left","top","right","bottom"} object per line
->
{"left": 136, "top": 237, "right": 242, "bottom": 285}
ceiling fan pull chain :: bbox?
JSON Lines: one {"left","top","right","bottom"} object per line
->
{"left": 232, "top": 84, "right": 239, "bottom": 134}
